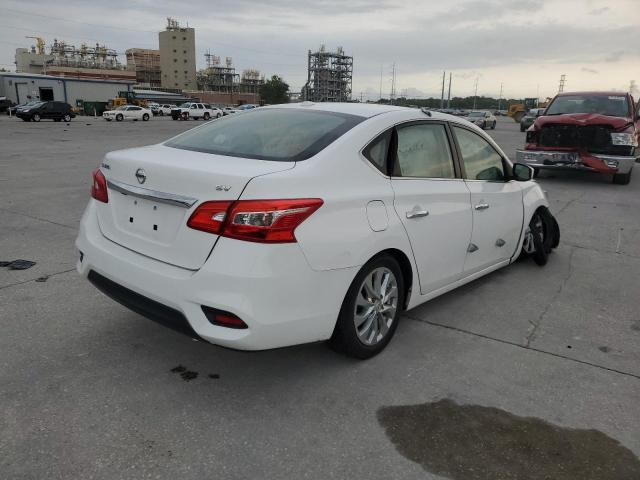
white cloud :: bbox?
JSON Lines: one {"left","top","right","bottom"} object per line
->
{"left": 2, "top": 0, "right": 639, "bottom": 97}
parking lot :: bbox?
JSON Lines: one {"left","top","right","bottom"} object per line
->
{"left": 1, "top": 114, "right": 639, "bottom": 479}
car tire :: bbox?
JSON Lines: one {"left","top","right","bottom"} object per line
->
{"left": 491, "top": 121, "right": 496, "bottom": 129}
{"left": 116, "top": 114, "right": 123, "bottom": 122}
{"left": 329, "top": 254, "right": 405, "bottom": 359}
{"left": 203, "top": 112, "right": 210, "bottom": 120}
{"left": 63, "top": 114, "right": 71, "bottom": 122}
{"left": 532, "top": 167, "right": 540, "bottom": 178}
{"left": 520, "top": 125, "right": 526, "bottom": 132}
{"left": 217, "top": 113, "right": 222, "bottom": 118}
{"left": 142, "top": 113, "right": 150, "bottom": 121}
{"left": 32, "top": 114, "right": 41, "bottom": 122}
{"left": 612, "top": 170, "right": 631, "bottom": 185}
{"left": 522, "top": 209, "right": 556, "bottom": 266}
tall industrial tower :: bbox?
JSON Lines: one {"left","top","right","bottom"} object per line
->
{"left": 159, "top": 17, "right": 196, "bottom": 90}
{"left": 303, "top": 45, "right": 353, "bottom": 102}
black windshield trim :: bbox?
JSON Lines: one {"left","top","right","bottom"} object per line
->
{"left": 164, "top": 108, "right": 366, "bottom": 162}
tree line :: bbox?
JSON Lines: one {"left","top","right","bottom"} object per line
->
{"left": 377, "top": 96, "right": 529, "bottom": 110}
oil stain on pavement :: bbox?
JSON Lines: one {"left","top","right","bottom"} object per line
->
{"left": 377, "top": 399, "right": 640, "bottom": 480}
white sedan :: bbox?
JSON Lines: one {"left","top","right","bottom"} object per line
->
{"left": 103, "top": 105, "right": 152, "bottom": 122}
{"left": 77, "top": 103, "right": 559, "bottom": 358}
{"left": 467, "top": 110, "right": 497, "bottom": 129}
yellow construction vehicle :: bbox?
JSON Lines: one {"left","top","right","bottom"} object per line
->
{"left": 508, "top": 97, "right": 552, "bottom": 122}
{"left": 107, "top": 91, "right": 148, "bottom": 110}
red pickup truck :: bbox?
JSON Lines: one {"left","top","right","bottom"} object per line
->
{"left": 516, "top": 91, "right": 639, "bottom": 184}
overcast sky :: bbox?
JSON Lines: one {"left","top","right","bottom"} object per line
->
{"left": 1, "top": 0, "right": 639, "bottom": 100}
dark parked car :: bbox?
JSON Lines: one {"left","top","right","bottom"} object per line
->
{"left": 15, "top": 101, "right": 76, "bottom": 122}
{"left": 7, "top": 101, "right": 39, "bottom": 116}
{"left": 520, "top": 108, "right": 545, "bottom": 132}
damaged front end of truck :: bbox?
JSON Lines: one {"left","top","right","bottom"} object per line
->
{"left": 516, "top": 92, "right": 639, "bottom": 184}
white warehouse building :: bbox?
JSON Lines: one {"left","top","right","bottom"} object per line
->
{"left": 0, "top": 72, "right": 134, "bottom": 106}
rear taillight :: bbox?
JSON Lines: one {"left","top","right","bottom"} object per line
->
{"left": 186, "top": 201, "right": 233, "bottom": 234}
{"left": 187, "top": 198, "right": 323, "bottom": 243}
{"left": 91, "top": 169, "right": 108, "bottom": 203}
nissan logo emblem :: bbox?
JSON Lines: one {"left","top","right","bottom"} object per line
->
{"left": 135, "top": 168, "right": 147, "bottom": 184}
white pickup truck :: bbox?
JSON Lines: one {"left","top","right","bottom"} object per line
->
{"left": 170, "top": 102, "right": 222, "bottom": 121}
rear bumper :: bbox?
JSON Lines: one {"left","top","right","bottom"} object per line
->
{"left": 516, "top": 149, "right": 636, "bottom": 174}
{"left": 76, "top": 200, "right": 357, "bottom": 350}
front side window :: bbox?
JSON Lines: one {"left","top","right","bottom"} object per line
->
{"left": 393, "top": 123, "right": 455, "bottom": 179}
{"left": 453, "top": 126, "right": 505, "bottom": 181}
{"left": 165, "top": 108, "right": 364, "bottom": 162}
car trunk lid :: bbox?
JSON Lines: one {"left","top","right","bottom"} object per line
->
{"left": 95, "top": 144, "right": 294, "bottom": 270}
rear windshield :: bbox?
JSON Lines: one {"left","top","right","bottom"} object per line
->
{"left": 546, "top": 94, "right": 629, "bottom": 117}
{"left": 165, "top": 108, "right": 365, "bottom": 162}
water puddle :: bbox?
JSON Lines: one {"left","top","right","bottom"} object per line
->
{"left": 377, "top": 399, "right": 640, "bottom": 480}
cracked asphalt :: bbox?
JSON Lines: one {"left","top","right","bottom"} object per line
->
{"left": 1, "top": 114, "right": 639, "bottom": 479}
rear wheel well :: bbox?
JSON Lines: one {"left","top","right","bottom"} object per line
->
{"left": 370, "top": 248, "right": 413, "bottom": 310}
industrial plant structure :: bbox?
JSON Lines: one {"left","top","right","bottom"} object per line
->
{"left": 125, "top": 48, "right": 161, "bottom": 87}
{"left": 197, "top": 53, "right": 265, "bottom": 94}
{"left": 9, "top": 19, "right": 267, "bottom": 108}
{"left": 15, "top": 37, "right": 134, "bottom": 82}
{"left": 303, "top": 46, "right": 353, "bottom": 102}
{"left": 159, "top": 18, "right": 197, "bottom": 90}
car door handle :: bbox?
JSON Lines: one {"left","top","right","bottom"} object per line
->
{"left": 474, "top": 203, "right": 490, "bottom": 211}
{"left": 406, "top": 210, "right": 429, "bottom": 219}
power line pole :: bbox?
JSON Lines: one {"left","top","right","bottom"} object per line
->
{"left": 473, "top": 77, "right": 479, "bottom": 109}
{"left": 379, "top": 64, "right": 383, "bottom": 102}
{"left": 559, "top": 74, "right": 566, "bottom": 93}
{"left": 447, "top": 72, "right": 452, "bottom": 109}
{"left": 497, "top": 82, "right": 503, "bottom": 111}
{"left": 390, "top": 63, "right": 396, "bottom": 105}
{"left": 440, "top": 70, "right": 445, "bottom": 109}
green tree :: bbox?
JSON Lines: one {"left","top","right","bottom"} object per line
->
{"left": 259, "top": 75, "right": 289, "bottom": 104}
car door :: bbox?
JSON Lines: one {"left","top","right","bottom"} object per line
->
{"left": 451, "top": 125, "right": 523, "bottom": 275}
{"left": 388, "top": 121, "right": 473, "bottom": 294}
{"left": 129, "top": 106, "right": 142, "bottom": 120}
{"left": 42, "top": 102, "right": 55, "bottom": 119}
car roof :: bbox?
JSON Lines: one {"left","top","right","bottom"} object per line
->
{"left": 264, "top": 102, "right": 420, "bottom": 118}
{"left": 556, "top": 91, "right": 628, "bottom": 97}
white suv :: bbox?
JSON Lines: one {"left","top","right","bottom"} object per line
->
{"left": 77, "top": 104, "right": 559, "bottom": 358}
{"left": 171, "top": 102, "right": 222, "bottom": 121}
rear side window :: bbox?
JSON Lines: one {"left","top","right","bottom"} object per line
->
{"left": 363, "top": 130, "right": 392, "bottom": 174}
{"left": 393, "top": 123, "right": 455, "bottom": 178}
{"left": 165, "top": 108, "right": 365, "bottom": 162}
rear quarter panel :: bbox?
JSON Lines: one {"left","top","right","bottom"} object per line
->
{"left": 238, "top": 111, "right": 419, "bottom": 278}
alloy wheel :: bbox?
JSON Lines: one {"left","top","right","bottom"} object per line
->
{"left": 353, "top": 267, "right": 398, "bottom": 345}
{"left": 523, "top": 215, "right": 544, "bottom": 254}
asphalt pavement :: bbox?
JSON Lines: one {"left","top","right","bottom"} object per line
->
{"left": 1, "top": 114, "right": 638, "bottom": 479}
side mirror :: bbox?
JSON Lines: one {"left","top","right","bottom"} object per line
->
{"left": 513, "top": 163, "right": 534, "bottom": 181}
